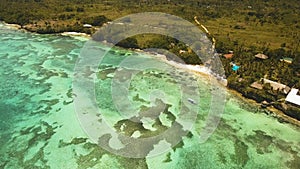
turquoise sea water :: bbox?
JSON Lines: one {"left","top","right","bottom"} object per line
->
{"left": 0, "top": 23, "right": 299, "bottom": 168}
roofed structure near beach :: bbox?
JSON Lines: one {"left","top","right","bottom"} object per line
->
{"left": 280, "top": 57, "right": 293, "bottom": 64}
{"left": 83, "top": 24, "right": 92, "bottom": 28}
{"left": 250, "top": 78, "right": 291, "bottom": 94}
{"left": 285, "top": 88, "right": 300, "bottom": 106}
{"left": 263, "top": 78, "right": 291, "bottom": 94}
{"left": 255, "top": 53, "right": 268, "bottom": 59}
{"left": 223, "top": 53, "right": 234, "bottom": 59}
{"left": 250, "top": 81, "right": 263, "bottom": 90}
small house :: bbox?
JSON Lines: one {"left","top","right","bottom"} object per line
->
{"left": 255, "top": 53, "right": 268, "bottom": 60}
{"left": 280, "top": 57, "right": 293, "bottom": 64}
{"left": 250, "top": 82, "right": 263, "bottom": 90}
{"left": 223, "top": 53, "right": 234, "bottom": 59}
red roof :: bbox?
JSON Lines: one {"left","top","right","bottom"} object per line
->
{"left": 223, "top": 53, "right": 234, "bottom": 59}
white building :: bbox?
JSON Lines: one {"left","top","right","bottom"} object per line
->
{"left": 285, "top": 88, "right": 300, "bottom": 106}
{"left": 83, "top": 24, "right": 92, "bottom": 28}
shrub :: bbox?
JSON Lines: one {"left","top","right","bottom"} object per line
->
{"left": 116, "top": 37, "right": 139, "bottom": 48}
{"left": 84, "top": 15, "right": 109, "bottom": 26}
{"left": 76, "top": 7, "right": 84, "bottom": 12}
{"left": 64, "top": 7, "right": 73, "bottom": 12}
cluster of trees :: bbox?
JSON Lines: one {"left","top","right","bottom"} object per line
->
{"left": 220, "top": 41, "right": 300, "bottom": 116}
{"left": 1, "top": 0, "right": 299, "bottom": 27}
{"left": 83, "top": 15, "right": 109, "bottom": 26}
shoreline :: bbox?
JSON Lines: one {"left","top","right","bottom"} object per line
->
{"left": 228, "top": 88, "right": 300, "bottom": 128}
{"left": 2, "top": 21, "right": 299, "bottom": 128}
{"left": 1, "top": 23, "right": 22, "bottom": 29}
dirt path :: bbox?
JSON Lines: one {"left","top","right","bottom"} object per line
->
{"left": 194, "top": 16, "right": 216, "bottom": 50}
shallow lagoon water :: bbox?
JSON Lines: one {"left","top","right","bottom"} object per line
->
{"left": 0, "top": 23, "right": 299, "bottom": 168}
